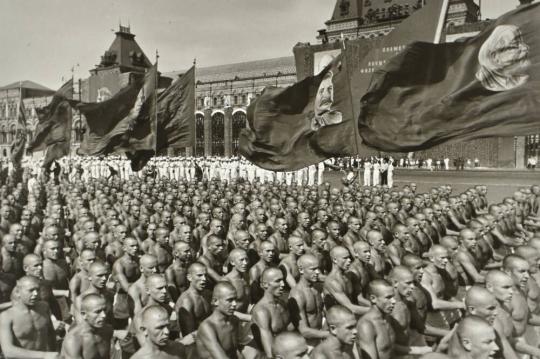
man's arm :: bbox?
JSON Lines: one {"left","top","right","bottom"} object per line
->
{"left": 112, "top": 260, "right": 131, "bottom": 293}
{"left": 324, "top": 280, "right": 369, "bottom": 315}
{"left": 420, "top": 274, "right": 465, "bottom": 311}
{"left": 252, "top": 307, "right": 274, "bottom": 358}
{"left": 68, "top": 274, "right": 82, "bottom": 303}
{"left": 62, "top": 332, "right": 83, "bottom": 359}
{"left": 280, "top": 263, "right": 297, "bottom": 289}
{"left": 197, "top": 322, "right": 230, "bottom": 359}
{"left": 288, "top": 295, "right": 329, "bottom": 340}
{"left": 387, "top": 245, "right": 401, "bottom": 266}
{"left": 176, "top": 298, "right": 196, "bottom": 337}
{"left": 357, "top": 320, "right": 379, "bottom": 359}
{"left": 456, "top": 253, "right": 485, "bottom": 284}
{"left": 128, "top": 285, "right": 143, "bottom": 315}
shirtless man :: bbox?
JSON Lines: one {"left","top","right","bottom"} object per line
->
{"left": 289, "top": 254, "right": 329, "bottom": 344}
{"left": 69, "top": 249, "right": 96, "bottom": 303}
{"left": 454, "top": 229, "right": 485, "bottom": 285}
{"left": 131, "top": 305, "right": 186, "bottom": 359}
{"left": 0, "top": 276, "right": 58, "bottom": 358}
{"left": 132, "top": 274, "right": 173, "bottom": 346}
{"left": 1, "top": 234, "right": 23, "bottom": 281}
{"left": 292, "top": 212, "right": 311, "bottom": 246}
{"left": 323, "top": 246, "right": 369, "bottom": 315}
{"left": 224, "top": 249, "right": 251, "bottom": 323}
{"left": 249, "top": 240, "right": 275, "bottom": 285}
{"left": 464, "top": 286, "right": 518, "bottom": 359}
{"left": 387, "top": 224, "right": 411, "bottom": 266}
{"left": 175, "top": 262, "right": 211, "bottom": 339}
{"left": 514, "top": 245, "right": 540, "bottom": 314}
{"left": 21, "top": 253, "right": 61, "bottom": 319}
{"left": 128, "top": 254, "right": 159, "bottom": 314}
{"left": 423, "top": 245, "right": 467, "bottom": 311}
{"left": 356, "top": 280, "right": 397, "bottom": 359}
{"left": 272, "top": 331, "right": 309, "bottom": 359}
{"left": 268, "top": 217, "right": 289, "bottom": 257}
{"left": 310, "top": 305, "right": 357, "bottom": 359}
{"left": 252, "top": 267, "right": 291, "bottom": 358}
{"left": 485, "top": 270, "right": 540, "bottom": 358}
{"left": 387, "top": 266, "right": 433, "bottom": 356}
{"left": 446, "top": 316, "right": 499, "bottom": 359}
{"left": 41, "top": 239, "right": 70, "bottom": 320}
{"left": 349, "top": 240, "right": 373, "bottom": 306}
{"left": 61, "top": 294, "right": 113, "bottom": 359}
{"left": 367, "top": 230, "right": 391, "bottom": 278}
{"left": 73, "top": 261, "right": 114, "bottom": 324}
{"left": 342, "top": 216, "right": 361, "bottom": 255}
{"left": 165, "top": 241, "right": 193, "bottom": 300}
{"left": 200, "top": 219, "right": 225, "bottom": 255}
{"left": 198, "top": 235, "right": 225, "bottom": 284}
{"left": 149, "top": 228, "right": 172, "bottom": 273}
{"left": 111, "top": 237, "right": 140, "bottom": 324}
{"left": 280, "top": 236, "right": 306, "bottom": 289}
{"left": 197, "top": 282, "right": 243, "bottom": 359}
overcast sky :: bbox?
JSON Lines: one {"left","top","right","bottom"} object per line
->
{"left": 0, "top": 0, "right": 518, "bottom": 90}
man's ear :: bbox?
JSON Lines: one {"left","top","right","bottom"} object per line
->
{"left": 461, "top": 337, "right": 472, "bottom": 352}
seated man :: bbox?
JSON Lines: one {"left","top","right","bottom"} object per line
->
{"left": 252, "top": 267, "right": 292, "bottom": 358}
{"left": 289, "top": 254, "right": 329, "bottom": 344}
{"left": 310, "top": 305, "right": 357, "bottom": 359}
{"left": 131, "top": 305, "right": 186, "bottom": 359}
{"left": 0, "top": 276, "right": 59, "bottom": 359}
{"left": 175, "top": 262, "right": 211, "bottom": 340}
{"left": 197, "top": 282, "right": 243, "bottom": 359}
{"left": 61, "top": 293, "right": 113, "bottom": 359}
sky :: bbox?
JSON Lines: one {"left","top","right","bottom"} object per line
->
{"left": 0, "top": 0, "right": 518, "bottom": 90}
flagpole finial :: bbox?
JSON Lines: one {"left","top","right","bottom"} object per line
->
{"left": 193, "top": 58, "right": 197, "bottom": 66}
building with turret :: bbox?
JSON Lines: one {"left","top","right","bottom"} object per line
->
{"left": 1, "top": 0, "right": 537, "bottom": 167}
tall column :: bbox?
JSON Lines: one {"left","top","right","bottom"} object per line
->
{"left": 204, "top": 108, "right": 212, "bottom": 157}
{"left": 224, "top": 107, "right": 233, "bottom": 158}
{"left": 515, "top": 136, "right": 526, "bottom": 169}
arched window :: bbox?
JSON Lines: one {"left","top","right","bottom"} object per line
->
{"left": 233, "top": 95, "right": 238, "bottom": 105}
{"left": 242, "top": 95, "right": 247, "bottom": 105}
{"left": 9, "top": 124, "right": 16, "bottom": 143}
{"left": 213, "top": 97, "right": 218, "bottom": 107}
{"left": 211, "top": 112, "right": 224, "bottom": 156}
{"left": 232, "top": 111, "right": 247, "bottom": 155}
{"left": 195, "top": 113, "right": 205, "bottom": 157}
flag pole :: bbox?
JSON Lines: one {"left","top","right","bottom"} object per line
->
{"left": 340, "top": 33, "right": 361, "bottom": 158}
{"left": 154, "top": 50, "right": 159, "bottom": 157}
{"left": 193, "top": 58, "right": 197, "bottom": 157}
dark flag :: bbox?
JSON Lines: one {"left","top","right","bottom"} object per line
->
{"left": 239, "top": 0, "right": 448, "bottom": 170}
{"left": 10, "top": 98, "right": 27, "bottom": 166}
{"left": 127, "top": 65, "right": 196, "bottom": 171}
{"left": 239, "top": 56, "right": 356, "bottom": 171}
{"left": 28, "top": 80, "right": 74, "bottom": 167}
{"left": 358, "top": 4, "right": 540, "bottom": 152}
{"left": 78, "top": 65, "right": 157, "bottom": 157}
{"left": 28, "top": 79, "right": 73, "bottom": 152}
{"left": 157, "top": 65, "right": 195, "bottom": 148}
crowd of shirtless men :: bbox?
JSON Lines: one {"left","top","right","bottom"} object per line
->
{"left": 1, "top": 162, "right": 540, "bottom": 359}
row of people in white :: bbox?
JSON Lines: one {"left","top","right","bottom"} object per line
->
{"left": 363, "top": 160, "right": 394, "bottom": 187}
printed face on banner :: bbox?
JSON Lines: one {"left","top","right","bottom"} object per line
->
{"left": 311, "top": 70, "right": 343, "bottom": 131}
{"left": 476, "top": 25, "right": 531, "bottom": 92}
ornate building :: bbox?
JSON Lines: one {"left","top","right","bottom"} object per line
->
{"left": 0, "top": 81, "right": 55, "bottom": 159}
{"left": 317, "top": 0, "right": 479, "bottom": 43}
